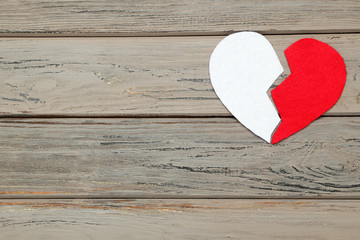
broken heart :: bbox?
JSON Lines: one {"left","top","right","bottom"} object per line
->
{"left": 209, "top": 32, "right": 346, "bottom": 144}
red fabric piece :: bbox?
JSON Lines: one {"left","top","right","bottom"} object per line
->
{"left": 271, "top": 38, "right": 346, "bottom": 144}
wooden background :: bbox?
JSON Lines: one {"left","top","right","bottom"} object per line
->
{"left": 0, "top": 1, "right": 359, "bottom": 239}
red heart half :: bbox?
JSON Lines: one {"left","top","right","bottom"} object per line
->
{"left": 271, "top": 38, "right": 347, "bottom": 144}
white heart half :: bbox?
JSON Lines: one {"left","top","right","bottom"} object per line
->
{"left": 209, "top": 32, "right": 283, "bottom": 143}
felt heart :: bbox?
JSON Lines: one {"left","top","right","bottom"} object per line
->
{"left": 271, "top": 38, "right": 346, "bottom": 143}
{"left": 209, "top": 32, "right": 346, "bottom": 144}
{"left": 209, "top": 32, "right": 283, "bottom": 143}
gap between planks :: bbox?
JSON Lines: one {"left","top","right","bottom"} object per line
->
{"left": 1, "top": 30, "right": 360, "bottom": 38}
{"left": 2, "top": 196, "right": 360, "bottom": 200}
{"left": 1, "top": 114, "right": 360, "bottom": 119}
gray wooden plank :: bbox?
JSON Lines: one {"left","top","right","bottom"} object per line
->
{"left": 0, "top": 199, "right": 359, "bottom": 239}
{"left": 0, "top": 34, "right": 359, "bottom": 116}
{"left": 0, "top": 0, "right": 359, "bottom": 36}
{"left": 0, "top": 117, "right": 359, "bottom": 198}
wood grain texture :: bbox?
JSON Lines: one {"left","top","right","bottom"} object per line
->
{"left": 2, "top": 1, "right": 359, "bottom": 236}
{"left": 0, "top": 0, "right": 359, "bottom": 36}
{"left": 0, "top": 117, "right": 359, "bottom": 198}
{"left": 0, "top": 199, "right": 359, "bottom": 239}
{"left": 0, "top": 34, "right": 359, "bottom": 116}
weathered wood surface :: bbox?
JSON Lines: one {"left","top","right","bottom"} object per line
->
{"left": 0, "top": 117, "right": 359, "bottom": 198}
{"left": 2, "top": 1, "right": 359, "bottom": 238}
{"left": 0, "top": 0, "right": 359, "bottom": 36}
{"left": 0, "top": 34, "right": 359, "bottom": 116}
{"left": 0, "top": 199, "right": 359, "bottom": 239}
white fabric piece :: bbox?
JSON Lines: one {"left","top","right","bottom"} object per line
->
{"left": 209, "top": 32, "right": 283, "bottom": 143}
